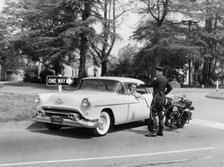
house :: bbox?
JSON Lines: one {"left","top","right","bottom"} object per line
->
{"left": 37, "top": 54, "right": 101, "bottom": 79}
{"left": 0, "top": 65, "right": 24, "bottom": 81}
{"left": 0, "top": 52, "right": 101, "bottom": 81}
{"left": 61, "top": 55, "right": 101, "bottom": 78}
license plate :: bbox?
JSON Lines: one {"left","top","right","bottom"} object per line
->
{"left": 51, "top": 116, "right": 63, "bottom": 124}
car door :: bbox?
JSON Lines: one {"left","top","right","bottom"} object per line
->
{"left": 106, "top": 81, "right": 130, "bottom": 125}
{"left": 127, "top": 95, "right": 146, "bottom": 121}
{"left": 127, "top": 86, "right": 154, "bottom": 122}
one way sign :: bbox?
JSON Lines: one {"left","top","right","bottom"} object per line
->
{"left": 46, "top": 75, "right": 74, "bottom": 86}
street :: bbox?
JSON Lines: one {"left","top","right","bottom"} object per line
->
{"left": 0, "top": 90, "right": 224, "bottom": 167}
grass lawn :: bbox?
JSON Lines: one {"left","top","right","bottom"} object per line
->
{"left": 0, "top": 82, "right": 75, "bottom": 123}
{"left": 0, "top": 92, "right": 36, "bottom": 122}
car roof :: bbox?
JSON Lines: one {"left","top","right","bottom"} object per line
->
{"left": 82, "top": 76, "right": 145, "bottom": 84}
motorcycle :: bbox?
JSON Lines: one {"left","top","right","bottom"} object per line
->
{"left": 164, "top": 93, "right": 194, "bottom": 129}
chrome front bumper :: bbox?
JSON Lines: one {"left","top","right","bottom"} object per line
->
{"left": 35, "top": 115, "right": 99, "bottom": 128}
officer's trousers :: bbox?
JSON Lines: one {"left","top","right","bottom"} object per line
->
{"left": 148, "top": 93, "right": 165, "bottom": 134}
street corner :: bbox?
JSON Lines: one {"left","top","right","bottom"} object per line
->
{"left": 206, "top": 90, "right": 224, "bottom": 100}
{"left": 0, "top": 120, "right": 46, "bottom": 132}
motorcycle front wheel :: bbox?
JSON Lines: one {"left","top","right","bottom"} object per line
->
{"left": 176, "top": 120, "right": 186, "bottom": 128}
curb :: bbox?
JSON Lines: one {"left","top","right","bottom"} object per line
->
{"left": 206, "top": 95, "right": 224, "bottom": 100}
{"left": 206, "top": 91, "right": 224, "bottom": 100}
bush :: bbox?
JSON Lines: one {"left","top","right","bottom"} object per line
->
{"left": 39, "top": 69, "right": 54, "bottom": 83}
{"left": 23, "top": 66, "right": 40, "bottom": 83}
{"left": 170, "top": 80, "right": 181, "bottom": 88}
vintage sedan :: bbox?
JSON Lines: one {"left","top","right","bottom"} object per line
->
{"left": 34, "top": 77, "right": 153, "bottom": 136}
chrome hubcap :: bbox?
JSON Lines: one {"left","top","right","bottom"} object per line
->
{"left": 99, "top": 117, "right": 106, "bottom": 130}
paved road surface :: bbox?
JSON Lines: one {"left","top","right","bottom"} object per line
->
{"left": 0, "top": 90, "right": 224, "bottom": 167}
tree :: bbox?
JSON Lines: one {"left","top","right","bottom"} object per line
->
{"left": 185, "top": 0, "right": 224, "bottom": 85}
{"left": 133, "top": 0, "right": 169, "bottom": 77}
{"left": 2, "top": 0, "right": 98, "bottom": 79}
{"left": 90, "top": 0, "right": 134, "bottom": 76}
{"left": 0, "top": 7, "right": 23, "bottom": 72}
{"left": 2, "top": 0, "right": 83, "bottom": 74}
{"left": 78, "top": 0, "right": 95, "bottom": 79}
{"left": 110, "top": 44, "right": 138, "bottom": 77}
{"left": 132, "top": 0, "right": 201, "bottom": 81}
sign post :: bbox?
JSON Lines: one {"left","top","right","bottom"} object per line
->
{"left": 216, "top": 80, "right": 219, "bottom": 92}
{"left": 46, "top": 75, "right": 74, "bottom": 93}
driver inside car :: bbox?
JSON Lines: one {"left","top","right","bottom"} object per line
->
{"left": 127, "top": 84, "right": 142, "bottom": 99}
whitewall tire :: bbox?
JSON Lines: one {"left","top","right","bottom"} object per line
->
{"left": 92, "top": 111, "right": 111, "bottom": 136}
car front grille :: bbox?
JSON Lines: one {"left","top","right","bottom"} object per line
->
{"left": 42, "top": 107, "right": 82, "bottom": 119}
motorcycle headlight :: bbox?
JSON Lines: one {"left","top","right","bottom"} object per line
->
{"left": 173, "top": 106, "right": 178, "bottom": 112}
{"left": 82, "top": 98, "right": 91, "bottom": 108}
{"left": 34, "top": 95, "right": 40, "bottom": 104}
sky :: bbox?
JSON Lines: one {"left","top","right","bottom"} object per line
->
{"left": 0, "top": 0, "right": 4, "bottom": 11}
{"left": 112, "top": 12, "right": 140, "bottom": 55}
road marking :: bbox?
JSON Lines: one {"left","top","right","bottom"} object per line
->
{"left": 119, "top": 156, "right": 214, "bottom": 167}
{"left": 0, "top": 147, "right": 214, "bottom": 167}
{"left": 192, "top": 119, "right": 224, "bottom": 129}
{"left": 199, "top": 156, "right": 214, "bottom": 160}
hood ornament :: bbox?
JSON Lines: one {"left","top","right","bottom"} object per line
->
{"left": 55, "top": 98, "right": 63, "bottom": 105}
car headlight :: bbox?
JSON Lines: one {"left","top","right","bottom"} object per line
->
{"left": 82, "top": 98, "right": 91, "bottom": 108}
{"left": 34, "top": 95, "right": 40, "bottom": 104}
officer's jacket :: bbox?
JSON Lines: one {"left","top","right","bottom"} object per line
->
{"left": 140, "top": 74, "right": 172, "bottom": 95}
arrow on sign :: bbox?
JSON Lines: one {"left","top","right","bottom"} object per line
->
{"left": 66, "top": 77, "right": 74, "bottom": 85}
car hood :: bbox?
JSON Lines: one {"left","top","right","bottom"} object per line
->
{"left": 38, "top": 90, "right": 117, "bottom": 109}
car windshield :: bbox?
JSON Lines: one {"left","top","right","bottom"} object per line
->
{"left": 79, "top": 79, "right": 122, "bottom": 92}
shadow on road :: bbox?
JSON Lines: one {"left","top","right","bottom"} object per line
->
{"left": 111, "top": 121, "right": 146, "bottom": 135}
{"left": 26, "top": 122, "right": 94, "bottom": 139}
{"left": 26, "top": 121, "right": 182, "bottom": 139}
{"left": 124, "top": 123, "right": 182, "bottom": 136}
{"left": 26, "top": 121, "right": 148, "bottom": 139}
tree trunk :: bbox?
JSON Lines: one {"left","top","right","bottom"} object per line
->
{"left": 202, "top": 0, "right": 213, "bottom": 86}
{"left": 78, "top": 1, "right": 91, "bottom": 80}
{"left": 101, "top": 59, "right": 108, "bottom": 76}
{"left": 151, "top": 47, "right": 161, "bottom": 78}
{"left": 202, "top": 58, "right": 211, "bottom": 86}
{"left": 79, "top": 33, "right": 88, "bottom": 78}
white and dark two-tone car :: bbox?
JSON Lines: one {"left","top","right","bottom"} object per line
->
{"left": 34, "top": 77, "right": 153, "bottom": 136}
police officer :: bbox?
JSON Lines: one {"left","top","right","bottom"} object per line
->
{"left": 140, "top": 66, "right": 172, "bottom": 137}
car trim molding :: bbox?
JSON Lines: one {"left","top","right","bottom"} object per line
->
{"left": 94, "top": 102, "right": 139, "bottom": 107}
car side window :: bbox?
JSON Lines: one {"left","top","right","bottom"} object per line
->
{"left": 115, "top": 83, "right": 125, "bottom": 94}
{"left": 97, "top": 80, "right": 107, "bottom": 91}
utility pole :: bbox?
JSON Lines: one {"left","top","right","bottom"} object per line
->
{"left": 182, "top": 19, "right": 197, "bottom": 86}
